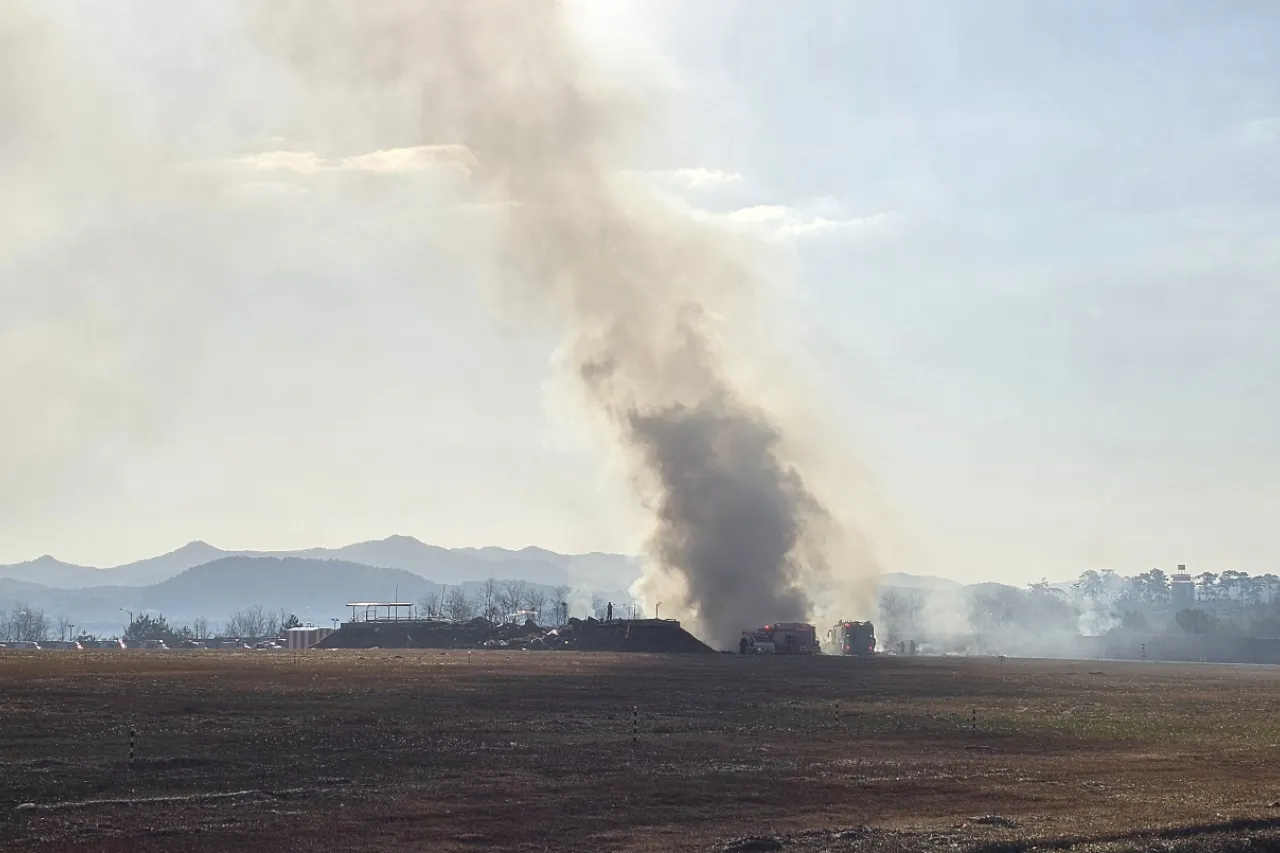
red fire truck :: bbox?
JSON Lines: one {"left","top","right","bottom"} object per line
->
{"left": 740, "top": 622, "right": 820, "bottom": 655}
{"left": 826, "top": 620, "right": 877, "bottom": 656}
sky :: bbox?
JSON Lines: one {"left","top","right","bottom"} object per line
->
{"left": 2, "top": 1, "right": 1279, "bottom": 586}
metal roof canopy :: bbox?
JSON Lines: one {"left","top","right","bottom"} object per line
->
{"left": 347, "top": 602, "right": 417, "bottom": 623}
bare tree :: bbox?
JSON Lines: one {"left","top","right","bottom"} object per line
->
{"left": 479, "top": 577, "right": 500, "bottom": 623}
{"left": 878, "top": 590, "right": 907, "bottom": 640}
{"left": 190, "top": 617, "right": 211, "bottom": 640}
{"left": 261, "top": 608, "right": 296, "bottom": 637}
{"left": 2, "top": 604, "right": 49, "bottom": 642}
{"left": 500, "top": 580, "right": 526, "bottom": 623}
{"left": 590, "top": 595, "right": 606, "bottom": 620}
{"left": 551, "top": 585, "right": 571, "bottom": 625}
{"left": 523, "top": 586, "right": 548, "bottom": 624}
{"left": 224, "top": 605, "right": 268, "bottom": 638}
{"left": 419, "top": 587, "right": 446, "bottom": 619}
{"left": 57, "top": 616, "right": 73, "bottom": 641}
{"left": 903, "top": 590, "right": 927, "bottom": 633}
{"left": 445, "top": 587, "right": 476, "bottom": 622}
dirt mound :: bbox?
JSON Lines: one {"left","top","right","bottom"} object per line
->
{"left": 316, "top": 619, "right": 496, "bottom": 650}
{"left": 315, "top": 617, "right": 714, "bottom": 653}
{"left": 545, "top": 618, "right": 714, "bottom": 653}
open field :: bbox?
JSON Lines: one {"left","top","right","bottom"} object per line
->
{"left": 4, "top": 652, "right": 1280, "bottom": 852}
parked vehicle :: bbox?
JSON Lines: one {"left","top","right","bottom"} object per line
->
{"left": 740, "top": 623, "right": 820, "bottom": 655}
{"left": 826, "top": 621, "right": 877, "bottom": 656}
{"left": 739, "top": 631, "right": 777, "bottom": 654}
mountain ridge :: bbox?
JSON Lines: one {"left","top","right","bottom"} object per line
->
{"left": 0, "top": 542, "right": 1015, "bottom": 639}
{"left": 1, "top": 535, "right": 1001, "bottom": 598}
{"left": 0, "top": 536, "right": 641, "bottom": 590}
{"left": 0, "top": 555, "right": 639, "bottom": 637}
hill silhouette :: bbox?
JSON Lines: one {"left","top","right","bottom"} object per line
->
{"left": 0, "top": 536, "right": 980, "bottom": 639}
{"left": 0, "top": 555, "right": 593, "bottom": 636}
{"left": 0, "top": 535, "right": 628, "bottom": 589}
{"left": 137, "top": 556, "right": 433, "bottom": 621}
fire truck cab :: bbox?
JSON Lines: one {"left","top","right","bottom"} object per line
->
{"left": 739, "top": 631, "right": 776, "bottom": 654}
{"left": 826, "top": 620, "right": 876, "bottom": 656}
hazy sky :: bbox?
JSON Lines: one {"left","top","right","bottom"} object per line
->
{"left": 3, "top": 1, "right": 1278, "bottom": 585}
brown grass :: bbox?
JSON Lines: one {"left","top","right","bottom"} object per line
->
{"left": 2, "top": 652, "right": 1280, "bottom": 852}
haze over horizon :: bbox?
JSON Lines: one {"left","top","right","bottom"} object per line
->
{"left": 1, "top": 534, "right": 639, "bottom": 571}
{"left": 4, "top": 1, "right": 1278, "bottom": 589}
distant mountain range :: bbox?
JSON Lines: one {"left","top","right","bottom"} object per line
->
{"left": 0, "top": 537, "right": 648, "bottom": 635}
{"left": 0, "top": 534, "right": 978, "bottom": 637}
{"left": 0, "top": 535, "right": 640, "bottom": 589}
{"left": 0, "top": 557, "right": 435, "bottom": 628}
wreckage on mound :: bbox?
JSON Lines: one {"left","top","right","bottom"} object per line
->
{"left": 315, "top": 616, "right": 714, "bottom": 653}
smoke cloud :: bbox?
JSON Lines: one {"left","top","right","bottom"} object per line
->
{"left": 3, "top": 0, "right": 878, "bottom": 640}
{"left": 249, "top": 0, "right": 878, "bottom": 647}
{"left": 0, "top": 3, "right": 230, "bottom": 516}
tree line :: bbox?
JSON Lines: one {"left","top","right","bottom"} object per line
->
{"left": 1, "top": 584, "right": 644, "bottom": 645}
{"left": 1071, "top": 568, "right": 1280, "bottom": 637}
{"left": 879, "top": 582, "right": 1078, "bottom": 643}
{"left": 416, "top": 580, "right": 646, "bottom": 626}
{"left": 418, "top": 580, "right": 573, "bottom": 625}
{"left": 1072, "top": 568, "right": 1280, "bottom": 607}
{"left": 0, "top": 604, "right": 56, "bottom": 643}
{"left": 0, "top": 603, "right": 305, "bottom": 644}
{"left": 877, "top": 567, "right": 1280, "bottom": 644}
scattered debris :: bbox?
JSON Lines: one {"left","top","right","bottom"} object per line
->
{"left": 452, "top": 833, "right": 493, "bottom": 844}
{"left": 969, "top": 815, "right": 1018, "bottom": 828}
{"left": 723, "top": 836, "right": 783, "bottom": 853}
{"left": 13, "top": 788, "right": 315, "bottom": 812}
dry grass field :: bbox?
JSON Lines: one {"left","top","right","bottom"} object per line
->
{"left": 4, "top": 651, "right": 1280, "bottom": 852}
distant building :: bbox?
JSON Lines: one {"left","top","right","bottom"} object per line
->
{"left": 1171, "top": 565, "right": 1195, "bottom": 608}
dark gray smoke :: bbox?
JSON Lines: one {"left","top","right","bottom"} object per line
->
{"left": 251, "top": 0, "right": 874, "bottom": 646}
{"left": 628, "top": 396, "right": 821, "bottom": 639}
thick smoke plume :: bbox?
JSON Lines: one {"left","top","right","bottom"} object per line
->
{"left": 253, "top": 0, "right": 874, "bottom": 647}
{"left": 1, "top": 1, "right": 876, "bottom": 639}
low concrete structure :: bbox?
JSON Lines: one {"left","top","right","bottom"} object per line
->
{"left": 286, "top": 626, "right": 335, "bottom": 650}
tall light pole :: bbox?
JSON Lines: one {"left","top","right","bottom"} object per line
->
{"left": 120, "top": 608, "right": 133, "bottom": 636}
{"left": 656, "top": 601, "right": 663, "bottom": 620}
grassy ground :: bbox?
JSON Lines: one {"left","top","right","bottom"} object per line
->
{"left": 2, "top": 651, "right": 1280, "bottom": 852}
